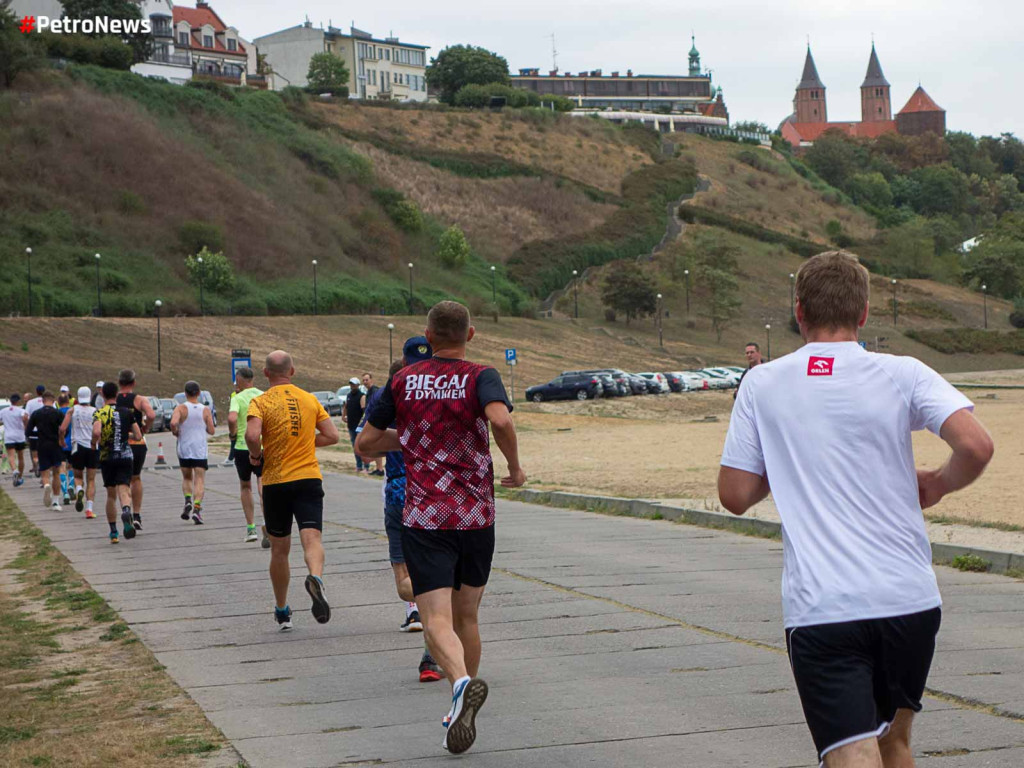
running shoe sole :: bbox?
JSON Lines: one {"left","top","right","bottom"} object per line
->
{"left": 121, "top": 509, "right": 136, "bottom": 539}
{"left": 245, "top": 532, "right": 259, "bottom": 543}
{"left": 402, "top": 620, "right": 423, "bottom": 632}
{"left": 261, "top": 526, "right": 271, "bottom": 549}
{"left": 43, "top": 487, "right": 52, "bottom": 507}
{"left": 445, "top": 678, "right": 488, "bottom": 754}
{"left": 75, "top": 490, "right": 84, "bottom": 512}
{"left": 304, "top": 575, "right": 331, "bottom": 624}
{"left": 193, "top": 513, "right": 204, "bottom": 525}
{"left": 419, "top": 667, "right": 443, "bottom": 683}
{"left": 181, "top": 502, "right": 192, "bottom": 520}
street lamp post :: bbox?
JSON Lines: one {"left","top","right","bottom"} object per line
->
{"left": 25, "top": 247, "right": 32, "bottom": 317}
{"left": 387, "top": 322, "right": 395, "bottom": 365}
{"left": 765, "top": 323, "right": 772, "bottom": 362}
{"left": 684, "top": 269, "right": 690, "bottom": 316}
{"left": 490, "top": 265, "right": 497, "bottom": 304}
{"left": 891, "top": 279, "right": 897, "bottom": 326}
{"left": 407, "top": 263, "right": 414, "bottom": 314}
{"left": 572, "top": 269, "right": 579, "bottom": 319}
{"left": 197, "top": 255, "right": 205, "bottom": 316}
{"left": 155, "top": 300, "right": 162, "bottom": 371}
{"left": 94, "top": 253, "right": 102, "bottom": 317}
{"left": 982, "top": 284, "right": 988, "bottom": 329}
{"left": 656, "top": 293, "right": 663, "bottom": 347}
{"left": 789, "top": 273, "right": 796, "bottom": 320}
{"left": 312, "top": 259, "right": 318, "bottom": 316}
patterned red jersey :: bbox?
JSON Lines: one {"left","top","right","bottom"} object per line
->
{"left": 369, "top": 357, "right": 512, "bottom": 530}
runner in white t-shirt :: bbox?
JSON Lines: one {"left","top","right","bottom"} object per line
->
{"left": 2, "top": 393, "right": 29, "bottom": 485}
{"left": 718, "top": 251, "right": 994, "bottom": 768}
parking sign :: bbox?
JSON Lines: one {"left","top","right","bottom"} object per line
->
{"left": 505, "top": 348, "right": 517, "bottom": 365}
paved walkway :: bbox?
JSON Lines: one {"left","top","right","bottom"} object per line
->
{"left": 6, "top": 458, "right": 1024, "bottom": 767}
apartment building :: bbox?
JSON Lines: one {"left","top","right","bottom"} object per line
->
{"left": 255, "top": 22, "right": 428, "bottom": 101}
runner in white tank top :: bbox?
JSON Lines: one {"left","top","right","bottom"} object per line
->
{"left": 170, "top": 382, "right": 216, "bottom": 525}
{"left": 60, "top": 387, "right": 100, "bottom": 517}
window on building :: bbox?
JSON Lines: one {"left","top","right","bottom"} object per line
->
{"left": 385, "top": 49, "right": 391, "bottom": 60}
{"left": 203, "top": 34, "right": 213, "bottom": 48}
{"left": 178, "top": 30, "right": 189, "bottom": 46}
{"left": 227, "top": 38, "right": 236, "bottom": 52}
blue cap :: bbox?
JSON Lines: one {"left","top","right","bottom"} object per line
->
{"left": 403, "top": 336, "right": 432, "bottom": 364}
{"left": 36, "top": 384, "right": 45, "bottom": 394}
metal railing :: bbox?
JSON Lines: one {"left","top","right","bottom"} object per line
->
{"left": 149, "top": 51, "right": 191, "bottom": 66}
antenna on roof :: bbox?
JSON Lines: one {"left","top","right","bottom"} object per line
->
{"left": 548, "top": 32, "right": 558, "bottom": 73}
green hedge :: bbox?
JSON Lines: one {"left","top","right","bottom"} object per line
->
{"left": 905, "top": 328, "right": 1024, "bottom": 355}
{"left": 677, "top": 206, "right": 823, "bottom": 258}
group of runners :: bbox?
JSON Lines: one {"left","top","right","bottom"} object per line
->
{"left": 1, "top": 258, "right": 997, "bottom": 765}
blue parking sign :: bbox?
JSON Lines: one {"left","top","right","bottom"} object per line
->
{"left": 505, "top": 348, "right": 517, "bottom": 363}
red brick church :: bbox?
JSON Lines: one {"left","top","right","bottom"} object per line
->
{"left": 779, "top": 44, "right": 945, "bottom": 148}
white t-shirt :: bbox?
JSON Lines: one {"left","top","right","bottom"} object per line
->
{"left": 721, "top": 341, "right": 973, "bottom": 629}
{"left": 25, "top": 397, "right": 44, "bottom": 434}
{"left": 70, "top": 405, "right": 96, "bottom": 449}
{"left": 1, "top": 406, "right": 27, "bottom": 444}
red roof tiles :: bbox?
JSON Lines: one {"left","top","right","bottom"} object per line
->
{"left": 898, "top": 86, "right": 944, "bottom": 115}
{"left": 173, "top": 3, "right": 246, "bottom": 56}
{"left": 782, "top": 119, "right": 897, "bottom": 144}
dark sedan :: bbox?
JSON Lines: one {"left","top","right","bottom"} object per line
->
{"left": 526, "top": 373, "right": 604, "bottom": 402}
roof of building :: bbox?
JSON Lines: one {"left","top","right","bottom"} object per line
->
{"left": 173, "top": 2, "right": 246, "bottom": 55}
{"left": 783, "top": 119, "right": 897, "bottom": 144}
{"left": 898, "top": 85, "right": 944, "bottom": 114}
{"left": 798, "top": 46, "right": 825, "bottom": 90}
{"left": 861, "top": 43, "right": 889, "bottom": 88}
{"left": 689, "top": 35, "right": 699, "bottom": 57}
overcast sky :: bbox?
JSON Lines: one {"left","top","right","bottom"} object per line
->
{"left": 20, "top": 0, "right": 1021, "bottom": 136}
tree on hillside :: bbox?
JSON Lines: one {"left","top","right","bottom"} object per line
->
{"left": 185, "top": 247, "right": 234, "bottom": 294}
{"left": 733, "top": 120, "right": 769, "bottom": 134}
{"left": 695, "top": 240, "right": 742, "bottom": 342}
{"left": 803, "top": 132, "right": 861, "bottom": 189}
{"left": 437, "top": 225, "right": 470, "bottom": 269}
{"left": 0, "top": 1, "right": 41, "bottom": 87}
{"left": 600, "top": 262, "right": 656, "bottom": 324}
{"left": 307, "top": 52, "right": 349, "bottom": 95}
{"left": 426, "top": 45, "right": 509, "bottom": 104}
{"left": 61, "top": 0, "right": 151, "bottom": 62}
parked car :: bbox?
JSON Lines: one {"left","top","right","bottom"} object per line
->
{"left": 699, "top": 369, "right": 735, "bottom": 390}
{"left": 662, "top": 372, "right": 687, "bottom": 393}
{"left": 636, "top": 372, "right": 671, "bottom": 394}
{"left": 677, "top": 371, "right": 711, "bottom": 391}
{"left": 562, "top": 369, "right": 632, "bottom": 396}
{"left": 526, "top": 373, "right": 604, "bottom": 402}
{"left": 625, "top": 373, "right": 649, "bottom": 395}
{"left": 597, "top": 373, "right": 623, "bottom": 397}
{"left": 173, "top": 390, "right": 218, "bottom": 425}
{"left": 146, "top": 396, "right": 165, "bottom": 432}
{"left": 313, "top": 390, "right": 344, "bottom": 417}
{"left": 335, "top": 385, "right": 352, "bottom": 402}
{"left": 704, "top": 367, "right": 742, "bottom": 387}
{"left": 159, "top": 398, "right": 177, "bottom": 429}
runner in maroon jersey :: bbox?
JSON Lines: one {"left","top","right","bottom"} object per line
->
{"left": 357, "top": 300, "right": 525, "bottom": 755}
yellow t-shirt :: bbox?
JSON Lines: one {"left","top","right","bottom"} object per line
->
{"left": 247, "top": 384, "right": 329, "bottom": 486}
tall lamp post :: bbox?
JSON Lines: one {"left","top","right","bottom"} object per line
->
{"left": 982, "top": 284, "right": 988, "bottom": 329}
{"left": 656, "top": 293, "right": 663, "bottom": 347}
{"left": 387, "top": 322, "right": 395, "bottom": 365}
{"left": 155, "top": 300, "right": 162, "bottom": 372}
{"left": 891, "top": 279, "right": 897, "bottom": 326}
{"left": 684, "top": 269, "right": 690, "bottom": 316}
{"left": 572, "top": 269, "right": 579, "bottom": 319}
{"left": 789, "top": 273, "right": 796, "bottom": 320}
{"left": 765, "top": 323, "right": 772, "bottom": 362}
{"left": 407, "top": 262, "right": 414, "bottom": 314}
{"left": 197, "top": 255, "right": 205, "bottom": 316}
{"left": 312, "top": 259, "right": 319, "bottom": 316}
{"left": 94, "top": 253, "right": 102, "bottom": 317}
{"left": 490, "top": 265, "right": 497, "bottom": 303}
{"left": 25, "top": 247, "right": 32, "bottom": 317}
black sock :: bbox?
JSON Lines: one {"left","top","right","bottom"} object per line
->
{"left": 109, "top": 522, "right": 117, "bottom": 533}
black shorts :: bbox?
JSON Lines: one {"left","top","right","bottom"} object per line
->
{"left": 263, "top": 478, "right": 323, "bottom": 538}
{"left": 178, "top": 458, "right": 208, "bottom": 470}
{"left": 28, "top": 436, "right": 38, "bottom": 449}
{"left": 70, "top": 447, "right": 100, "bottom": 471}
{"left": 5, "top": 442, "right": 26, "bottom": 452}
{"left": 401, "top": 525, "right": 495, "bottom": 596}
{"left": 37, "top": 445, "right": 65, "bottom": 472}
{"left": 786, "top": 607, "right": 941, "bottom": 762}
{"left": 130, "top": 443, "right": 147, "bottom": 476}
{"left": 234, "top": 450, "right": 263, "bottom": 483}
{"left": 100, "top": 458, "right": 133, "bottom": 488}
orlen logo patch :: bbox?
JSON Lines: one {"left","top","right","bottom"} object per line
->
{"left": 807, "top": 356, "right": 834, "bottom": 376}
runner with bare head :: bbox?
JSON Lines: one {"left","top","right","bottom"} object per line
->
{"left": 116, "top": 369, "right": 156, "bottom": 532}
{"left": 171, "top": 381, "right": 216, "bottom": 525}
{"left": 357, "top": 301, "right": 525, "bottom": 755}
{"left": 246, "top": 350, "right": 339, "bottom": 631}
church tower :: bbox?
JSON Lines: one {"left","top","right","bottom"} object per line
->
{"left": 793, "top": 45, "right": 826, "bottom": 124}
{"left": 860, "top": 42, "right": 892, "bottom": 122}
{"left": 688, "top": 35, "right": 701, "bottom": 77}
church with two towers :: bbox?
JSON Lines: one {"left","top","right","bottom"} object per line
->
{"left": 779, "top": 44, "right": 946, "bottom": 148}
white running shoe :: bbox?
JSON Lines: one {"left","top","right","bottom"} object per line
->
{"left": 43, "top": 486, "right": 52, "bottom": 507}
{"left": 442, "top": 678, "right": 489, "bottom": 754}
{"left": 245, "top": 527, "right": 259, "bottom": 543}
{"left": 50, "top": 501, "right": 61, "bottom": 510}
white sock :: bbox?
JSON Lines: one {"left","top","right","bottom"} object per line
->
{"left": 86, "top": 501, "right": 93, "bottom": 511}
{"left": 75, "top": 485, "right": 82, "bottom": 495}
{"left": 406, "top": 602, "right": 417, "bottom": 618}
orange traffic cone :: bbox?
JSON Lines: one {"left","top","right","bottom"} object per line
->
{"left": 155, "top": 443, "right": 167, "bottom": 465}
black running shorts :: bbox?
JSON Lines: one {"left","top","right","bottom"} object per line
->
{"left": 37, "top": 445, "right": 64, "bottom": 472}
{"left": 786, "top": 606, "right": 941, "bottom": 762}
{"left": 28, "top": 436, "right": 38, "bottom": 449}
{"left": 263, "top": 478, "right": 323, "bottom": 538}
{"left": 130, "top": 443, "right": 147, "bottom": 476}
{"left": 5, "top": 441, "right": 27, "bottom": 452}
{"left": 70, "top": 447, "right": 99, "bottom": 471}
{"left": 401, "top": 525, "right": 495, "bottom": 596}
{"left": 100, "top": 458, "right": 133, "bottom": 488}
{"left": 178, "top": 458, "right": 208, "bottom": 470}
{"left": 234, "top": 449, "right": 263, "bottom": 483}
